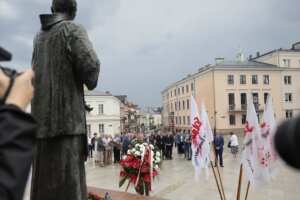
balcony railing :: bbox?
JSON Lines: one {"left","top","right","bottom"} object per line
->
{"left": 241, "top": 104, "right": 247, "bottom": 110}
{"left": 229, "top": 105, "right": 235, "bottom": 111}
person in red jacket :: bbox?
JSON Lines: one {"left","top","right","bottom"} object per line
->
{"left": 0, "top": 68, "right": 36, "bottom": 200}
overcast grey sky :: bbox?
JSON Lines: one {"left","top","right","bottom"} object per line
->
{"left": 1, "top": 0, "right": 299, "bottom": 107}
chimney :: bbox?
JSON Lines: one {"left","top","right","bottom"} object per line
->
{"left": 215, "top": 58, "right": 225, "bottom": 64}
{"left": 249, "top": 55, "right": 252, "bottom": 60}
{"left": 256, "top": 51, "right": 260, "bottom": 57}
{"left": 105, "top": 91, "right": 111, "bottom": 95}
{"left": 237, "top": 46, "right": 244, "bottom": 61}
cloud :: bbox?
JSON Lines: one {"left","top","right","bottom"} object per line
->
{"left": 1, "top": 0, "right": 300, "bottom": 106}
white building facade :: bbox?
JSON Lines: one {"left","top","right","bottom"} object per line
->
{"left": 85, "top": 91, "right": 121, "bottom": 136}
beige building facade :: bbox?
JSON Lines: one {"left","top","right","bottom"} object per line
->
{"left": 161, "top": 42, "right": 300, "bottom": 134}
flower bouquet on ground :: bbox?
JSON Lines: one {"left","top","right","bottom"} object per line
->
{"left": 119, "top": 142, "right": 162, "bottom": 196}
{"left": 88, "top": 191, "right": 102, "bottom": 200}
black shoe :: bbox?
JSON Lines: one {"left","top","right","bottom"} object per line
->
{"left": 220, "top": 165, "right": 224, "bottom": 167}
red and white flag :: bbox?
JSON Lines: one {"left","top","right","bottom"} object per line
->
{"left": 260, "top": 94, "right": 280, "bottom": 180}
{"left": 201, "top": 99, "right": 214, "bottom": 143}
{"left": 242, "top": 96, "right": 269, "bottom": 191}
{"left": 191, "top": 95, "right": 210, "bottom": 181}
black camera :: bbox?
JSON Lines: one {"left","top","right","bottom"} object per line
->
{"left": 275, "top": 115, "right": 300, "bottom": 169}
{"left": 0, "top": 47, "right": 19, "bottom": 79}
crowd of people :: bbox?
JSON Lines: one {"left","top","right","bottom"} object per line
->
{"left": 86, "top": 129, "right": 197, "bottom": 166}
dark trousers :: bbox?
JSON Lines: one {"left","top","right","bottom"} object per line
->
{"left": 215, "top": 148, "right": 223, "bottom": 166}
{"left": 88, "top": 145, "right": 93, "bottom": 158}
{"left": 113, "top": 147, "right": 120, "bottom": 163}
{"left": 166, "top": 145, "right": 172, "bottom": 159}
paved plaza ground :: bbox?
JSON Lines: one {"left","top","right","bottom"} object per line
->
{"left": 24, "top": 136, "right": 300, "bottom": 200}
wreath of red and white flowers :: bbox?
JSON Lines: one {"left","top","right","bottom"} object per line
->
{"left": 119, "top": 142, "right": 162, "bottom": 195}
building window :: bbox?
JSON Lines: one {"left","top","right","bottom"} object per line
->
{"left": 227, "top": 75, "right": 234, "bottom": 84}
{"left": 284, "top": 76, "right": 292, "bottom": 84}
{"left": 228, "top": 93, "right": 235, "bottom": 110}
{"left": 285, "top": 93, "right": 292, "bottom": 102}
{"left": 178, "top": 101, "right": 181, "bottom": 110}
{"left": 171, "top": 103, "right": 173, "bottom": 111}
{"left": 87, "top": 124, "right": 91, "bottom": 134}
{"left": 191, "top": 83, "right": 194, "bottom": 91}
{"left": 186, "top": 85, "right": 189, "bottom": 92}
{"left": 98, "top": 104, "right": 104, "bottom": 114}
{"left": 182, "top": 86, "right": 184, "bottom": 94}
{"left": 264, "top": 93, "right": 269, "bottom": 104}
{"left": 286, "top": 110, "right": 293, "bottom": 118}
{"left": 179, "top": 117, "right": 181, "bottom": 125}
{"left": 175, "top": 117, "right": 178, "bottom": 125}
{"left": 240, "top": 93, "right": 247, "bottom": 110}
{"left": 187, "top": 116, "right": 190, "bottom": 125}
{"left": 183, "top": 116, "right": 185, "bottom": 125}
{"left": 252, "top": 75, "right": 258, "bottom": 84}
{"left": 187, "top": 99, "right": 190, "bottom": 109}
{"left": 252, "top": 93, "right": 259, "bottom": 110}
{"left": 182, "top": 100, "right": 185, "bottom": 110}
{"left": 283, "top": 59, "right": 290, "bottom": 68}
{"left": 99, "top": 124, "right": 104, "bottom": 133}
{"left": 263, "top": 75, "right": 269, "bottom": 84}
{"left": 174, "top": 89, "right": 176, "bottom": 96}
{"left": 175, "top": 102, "right": 177, "bottom": 111}
{"left": 171, "top": 91, "right": 172, "bottom": 97}
{"left": 229, "top": 115, "right": 236, "bottom": 125}
{"left": 240, "top": 75, "right": 246, "bottom": 84}
{"left": 241, "top": 115, "right": 246, "bottom": 125}
{"left": 178, "top": 88, "right": 180, "bottom": 95}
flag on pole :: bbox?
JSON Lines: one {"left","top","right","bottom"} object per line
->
{"left": 190, "top": 95, "right": 210, "bottom": 181}
{"left": 242, "top": 95, "right": 269, "bottom": 191}
{"left": 201, "top": 99, "right": 214, "bottom": 143}
{"left": 260, "top": 94, "right": 280, "bottom": 180}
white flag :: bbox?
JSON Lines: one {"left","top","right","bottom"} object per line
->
{"left": 200, "top": 99, "right": 213, "bottom": 179}
{"left": 201, "top": 99, "right": 214, "bottom": 143}
{"left": 190, "top": 95, "right": 210, "bottom": 181}
{"left": 242, "top": 96, "right": 269, "bottom": 192}
{"left": 260, "top": 95, "right": 280, "bottom": 180}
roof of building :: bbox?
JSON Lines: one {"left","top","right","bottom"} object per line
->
{"left": 252, "top": 42, "right": 300, "bottom": 60}
{"left": 84, "top": 90, "right": 110, "bottom": 96}
{"left": 161, "top": 59, "right": 278, "bottom": 93}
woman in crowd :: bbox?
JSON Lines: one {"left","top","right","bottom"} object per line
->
{"left": 229, "top": 132, "right": 238, "bottom": 158}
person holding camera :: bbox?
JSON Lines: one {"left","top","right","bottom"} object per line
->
{"left": 0, "top": 68, "right": 36, "bottom": 200}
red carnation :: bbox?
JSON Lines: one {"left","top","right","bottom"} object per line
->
{"left": 119, "top": 160, "right": 125, "bottom": 166}
{"left": 132, "top": 159, "right": 141, "bottom": 169}
{"left": 153, "top": 169, "right": 158, "bottom": 176}
{"left": 143, "top": 174, "right": 151, "bottom": 183}
{"left": 141, "top": 164, "right": 149, "bottom": 173}
{"left": 124, "top": 161, "right": 132, "bottom": 167}
{"left": 127, "top": 154, "right": 133, "bottom": 161}
{"left": 120, "top": 171, "right": 126, "bottom": 177}
{"left": 129, "top": 175, "right": 137, "bottom": 184}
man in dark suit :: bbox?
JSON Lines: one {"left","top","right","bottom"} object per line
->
{"left": 214, "top": 132, "right": 224, "bottom": 167}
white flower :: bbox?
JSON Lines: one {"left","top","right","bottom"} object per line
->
{"left": 154, "top": 164, "right": 158, "bottom": 169}
{"left": 122, "top": 155, "right": 127, "bottom": 160}
{"left": 149, "top": 144, "right": 154, "bottom": 150}
{"left": 134, "top": 151, "right": 141, "bottom": 156}
{"left": 127, "top": 150, "right": 132, "bottom": 154}
{"left": 139, "top": 144, "right": 144, "bottom": 148}
{"left": 143, "top": 143, "right": 148, "bottom": 146}
{"left": 156, "top": 152, "right": 161, "bottom": 157}
{"left": 155, "top": 157, "right": 161, "bottom": 163}
{"left": 131, "top": 148, "right": 136, "bottom": 152}
{"left": 135, "top": 144, "right": 139, "bottom": 148}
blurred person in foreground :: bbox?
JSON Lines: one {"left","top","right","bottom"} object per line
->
{"left": 275, "top": 116, "right": 300, "bottom": 169}
{"left": 0, "top": 68, "right": 36, "bottom": 200}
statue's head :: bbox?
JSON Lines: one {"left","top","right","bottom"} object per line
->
{"left": 51, "top": 0, "right": 77, "bottom": 20}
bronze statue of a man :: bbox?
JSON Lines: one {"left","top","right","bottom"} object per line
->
{"left": 31, "top": 0, "right": 100, "bottom": 199}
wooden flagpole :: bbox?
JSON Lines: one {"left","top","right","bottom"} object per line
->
{"left": 244, "top": 181, "right": 250, "bottom": 200}
{"left": 236, "top": 164, "right": 243, "bottom": 200}
{"left": 211, "top": 143, "right": 226, "bottom": 200}
{"left": 209, "top": 158, "right": 223, "bottom": 200}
